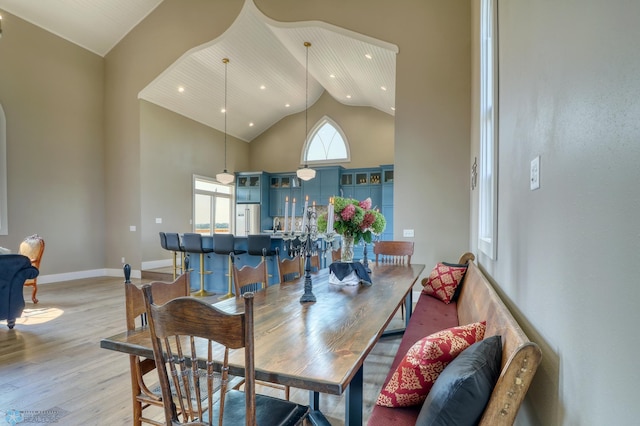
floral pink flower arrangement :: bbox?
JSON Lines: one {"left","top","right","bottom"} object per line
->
{"left": 318, "top": 196, "right": 386, "bottom": 243}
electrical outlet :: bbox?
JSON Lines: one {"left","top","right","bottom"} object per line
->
{"left": 403, "top": 229, "right": 415, "bottom": 238}
{"left": 155, "top": 217, "right": 162, "bottom": 224}
{"left": 530, "top": 156, "right": 540, "bottom": 190}
{"left": 129, "top": 225, "right": 136, "bottom": 232}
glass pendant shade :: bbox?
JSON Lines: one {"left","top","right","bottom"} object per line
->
{"left": 216, "top": 171, "right": 235, "bottom": 185}
{"left": 297, "top": 166, "right": 316, "bottom": 181}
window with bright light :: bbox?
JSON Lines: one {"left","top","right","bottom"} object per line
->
{"left": 479, "top": 0, "right": 498, "bottom": 259}
{"left": 0, "top": 104, "right": 7, "bottom": 235}
{"left": 302, "top": 116, "right": 350, "bottom": 164}
{"left": 193, "top": 176, "right": 233, "bottom": 235}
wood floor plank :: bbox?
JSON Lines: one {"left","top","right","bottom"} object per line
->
{"left": 0, "top": 276, "right": 405, "bottom": 425}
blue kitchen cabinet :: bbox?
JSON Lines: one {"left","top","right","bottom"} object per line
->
{"left": 236, "top": 173, "right": 265, "bottom": 204}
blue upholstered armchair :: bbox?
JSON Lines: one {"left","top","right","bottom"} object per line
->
{"left": 0, "top": 254, "right": 39, "bottom": 329}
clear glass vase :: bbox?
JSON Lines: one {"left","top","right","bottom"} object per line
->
{"left": 341, "top": 234, "right": 355, "bottom": 262}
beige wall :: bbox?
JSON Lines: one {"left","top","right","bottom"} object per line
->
{"left": 250, "top": 91, "right": 394, "bottom": 172}
{"left": 104, "top": 0, "right": 244, "bottom": 270}
{"left": 140, "top": 101, "right": 249, "bottom": 263}
{"left": 471, "top": 1, "right": 640, "bottom": 424}
{"left": 0, "top": 9, "right": 105, "bottom": 276}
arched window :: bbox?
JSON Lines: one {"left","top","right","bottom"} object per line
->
{"left": 0, "top": 104, "right": 7, "bottom": 235}
{"left": 301, "top": 116, "right": 350, "bottom": 165}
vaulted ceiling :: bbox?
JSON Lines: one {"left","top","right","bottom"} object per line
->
{"left": 0, "top": 0, "right": 398, "bottom": 142}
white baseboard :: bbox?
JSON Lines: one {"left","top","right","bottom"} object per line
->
{"left": 37, "top": 267, "right": 141, "bottom": 284}
{"left": 141, "top": 258, "right": 174, "bottom": 270}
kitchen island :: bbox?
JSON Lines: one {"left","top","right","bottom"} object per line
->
{"left": 187, "top": 234, "right": 340, "bottom": 294}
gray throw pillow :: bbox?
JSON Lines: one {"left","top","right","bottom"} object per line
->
{"left": 415, "top": 335, "right": 502, "bottom": 426}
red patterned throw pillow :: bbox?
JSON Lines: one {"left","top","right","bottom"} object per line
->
{"left": 423, "top": 263, "right": 468, "bottom": 304}
{"left": 376, "top": 321, "right": 486, "bottom": 408}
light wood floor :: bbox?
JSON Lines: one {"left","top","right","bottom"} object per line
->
{"left": 0, "top": 276, "right": 406, "bottom": 425}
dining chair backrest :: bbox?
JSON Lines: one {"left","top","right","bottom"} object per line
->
{"left": 279, "top": 255, "right": 302, "bottom": 283}
{"left": 331, "top": 247, "right": 342, "bottom": 263}
{"left": 231, "top": 255, "right": 268, "bottom": 296}
{"left": 143, "top": 287, "right": 255, "bottom": 425}
{"left": 143, "top": 288, "right": 309, "bottom": 425}
{"left": 125, "top": 274, "right": 189, "bottom": 330}
{"left": 310, "top": 254, "right": 320, "bottom": 271}
{"left": 124, "top": 274, "right": 189, "bottom": 426}
{"left": 373, "top": 241, "right": 414, "bottom": 265}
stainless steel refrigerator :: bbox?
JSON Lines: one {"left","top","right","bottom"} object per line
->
{"left": 235, "top": 204, "right": 261, "bottom": 236}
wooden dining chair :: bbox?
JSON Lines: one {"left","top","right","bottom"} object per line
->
{"left": 142, "top": 288, "right": 310, "bottom": 426}
{"left": 18, "top": 234, "right": 45, "bottom": 303}
{"left": 279, "top": 254, "right": 303, "bottom": 283}
{"left": 125, "top": 273, "right": 189, "bottom": 426}
{"left": 230, "top": 254, "right": 269, "bottom": 296}
{"left": 331, "top": 247, "right": 342, "bottom": 263}
{"left": 373, "top": 241, "right": 415, "bottom": 319}
{"left": 373, "top": 240, "right": 414, "bottom": 265}
{"left": 310, "top": 254, "right": 321, "bottom": 272}
{"left": 232, "top": 254, "right": 291, "bottom": 399}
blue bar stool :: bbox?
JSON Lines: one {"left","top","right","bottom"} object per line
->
{"left": 182, "top": 233, "right": 213, "bottom": 297}
{"left": 214, "top": 234, "right": 246, "bottom": 300}
{"left": 247, "top": 234, "right": 279, "bottom": 284}
{"left": 161, "top": 232, "right": 186, "bottom": 280}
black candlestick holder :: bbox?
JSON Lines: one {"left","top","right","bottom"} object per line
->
{"left": 299, "top": 207, "right": 318, "bottom": 303}
{"left": 362, "top": 242, "right": 371, "bottom": 273}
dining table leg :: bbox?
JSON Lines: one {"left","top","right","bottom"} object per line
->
{"left": 345, "top": 364, "right": 364, "bottom": 425}
{"left": 309, "top": 390, "right": 320, "bottom": 410}
{"left": 404, "top": 290, "right": 413, "bottom": 328}
{"left": 308, "top": 392, "right": 333, "bottom": 425}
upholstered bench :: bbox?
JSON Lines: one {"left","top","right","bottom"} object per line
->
{"left": 368, "top": 253, "right": 541, "bottom": 425}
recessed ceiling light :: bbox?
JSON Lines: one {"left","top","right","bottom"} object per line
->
{"left": 365, "top": 54, "right": 372, "bottom": 59}
{"left": 221, "top": 108, "right": 226, "bottom": 113}
{"left": 391, "top": 106, "right": 396, "bottom": 111}
{"left": 249, "top": 122, "right": 254, "bottom": 127}
{"left": 381, "top": 86, "right": 387, "bottom": 91}
{"left": 285, "top": 103, "right": 290, "bottom": 108}
{"left": 330, "top": 74, "right": 336, "bottom": 78}
{"left": 260, "top": 85, "right": 266, "bottom": 90}
{"left": 178, "top": 86, "right": 185, "bottom": 93}
{"left": 346, "top": 95, "right": 352, "bottom": 99}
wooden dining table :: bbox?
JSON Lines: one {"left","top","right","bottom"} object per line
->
{"left": 101, "top": 262, "right": 425, "bottom": 425}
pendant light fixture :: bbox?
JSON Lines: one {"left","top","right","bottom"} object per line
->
{"left": 297, "top": 41, "right": 316, "bottom": 182}
{"left": 216, "top": 58, "right": 235, "bottom": 185}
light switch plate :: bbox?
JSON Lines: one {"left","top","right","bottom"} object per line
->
{"left": 155, "top": 218, "right": 162, "bottom": 224}
{"left": 129, "top": 225, "right": 136, "bottom": 232}
{"left": 403, "top": 229, "right": 415, "bottom": 237}
{"left": 530, "top": 156, "right": 540, "bottom": 190}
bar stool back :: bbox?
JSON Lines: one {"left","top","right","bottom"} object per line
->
{"left": 161, "top": 232, "right": 185, "bottom": 280}
{"left": 182, "top": 233, "right": 213, "bottom": 297}
{"left": 213, "top": 234, "right": 246, "bottom": 300}
{"left": 247, "top": 234, "right": 279, "bottom": 283}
